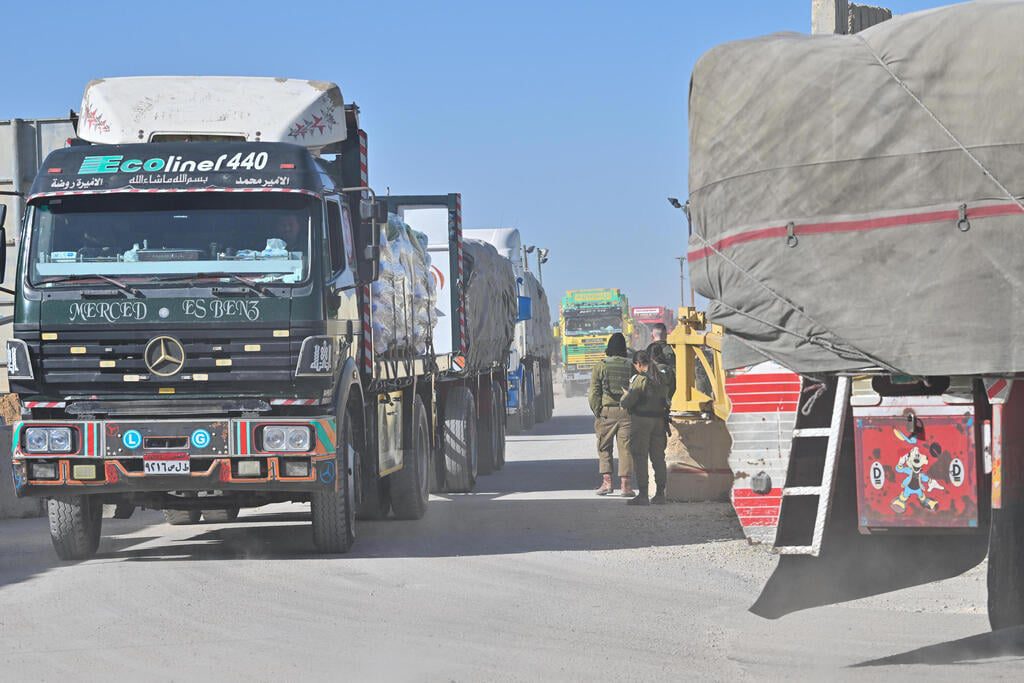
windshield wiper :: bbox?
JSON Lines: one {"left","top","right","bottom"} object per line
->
{"left": 151, "top": 273, "right": 276, "bottom": 297}
{"left": 43, "top": 274, "right": 144, "bottom": 298}
{"left": 216, "top": 273, "right": 275, "bottom": 298}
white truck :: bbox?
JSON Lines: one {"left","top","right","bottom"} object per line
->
{"left": 464, "top": 228, "right": 555, "bottom": 432}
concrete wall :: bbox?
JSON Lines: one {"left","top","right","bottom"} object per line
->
{"left": 812, "top": 0, "right": 849, "bottom": 34}
{"left": 812, "top": 1, "right": 891, "bottom": 35}
{"left": 848, "top": 4, "right": 893, "bottom": 33}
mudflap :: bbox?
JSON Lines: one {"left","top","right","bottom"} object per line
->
{"left": 751, "top": 417, "right": 988, "bottom": 619}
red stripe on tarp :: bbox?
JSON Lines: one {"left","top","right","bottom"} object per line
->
{"left": 688, "top": 202, "right": 1024, "bottom": 261}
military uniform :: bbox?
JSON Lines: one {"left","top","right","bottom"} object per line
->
{"left": 588, "top": 355, "right": 634, "bottom": 478}
{"left": 621, "top": 372, "right": 669, "bottom": 501}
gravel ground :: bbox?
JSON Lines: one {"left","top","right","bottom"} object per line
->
{"left": 0, "top": 394, "right": 1020, "bottom": 681}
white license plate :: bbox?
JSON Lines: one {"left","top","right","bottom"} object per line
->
{"left": 143, "top": 455, "right": 190, "bottom": 475}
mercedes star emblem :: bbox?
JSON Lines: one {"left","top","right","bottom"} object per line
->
{"left": 144, "top": 336, "right": 186, "bottom": 377}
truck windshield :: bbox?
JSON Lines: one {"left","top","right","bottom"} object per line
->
{"left": 28, "top": 193, "right": 317, "bottom": 286}
{"left": 564, "top": 309, "right": 622, "bottom": 335}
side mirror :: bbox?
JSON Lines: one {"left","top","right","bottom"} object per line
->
{"left": 518, "top": 296, "right": 533, "bottom": 322}
{"left": 363, "top": 244, "right": 381, "bottom": 282}
{"left": 0, "top": 205, "right": 7, "bottom": 284}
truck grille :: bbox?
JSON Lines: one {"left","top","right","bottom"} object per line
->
{"left": 21, "top": 325, "right": 321, "bottom": 393}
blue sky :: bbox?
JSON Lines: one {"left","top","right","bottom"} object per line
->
{"left": 1, "top": 0, "right": 949, "bottom": 313}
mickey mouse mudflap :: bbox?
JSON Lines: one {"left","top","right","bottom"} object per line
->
{"left": 853, "top": 411, "right": 979, "bottom": 532}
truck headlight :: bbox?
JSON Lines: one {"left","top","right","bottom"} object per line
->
{"left": 24, "top": 427, "right": 73, "bottom": 453}
{"left": 261, "top": 426, "right": 313, "bottom": 452}
{"left": 286, "top": 428, "right": 311, "bottom": 451}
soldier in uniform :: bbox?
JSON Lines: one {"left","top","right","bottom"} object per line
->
{"left": 621, "top": 350, "right": 670, "bottom": 505}
{"left": 588, "top": 333, "right": 634, "bottom": 496}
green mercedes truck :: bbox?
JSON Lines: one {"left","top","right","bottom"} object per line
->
{"left": 3, "top": 77, "right": 514, "bottom": 559}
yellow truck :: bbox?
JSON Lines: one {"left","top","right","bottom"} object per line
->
{"left": 558, "top": 288, "right": 632, "bottom": 397}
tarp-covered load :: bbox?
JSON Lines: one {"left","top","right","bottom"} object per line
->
{"left": 463, "top": 240, "right": 517, "bottom": 370}
{"left": 522, "top": 272, "right": 555, "bottom": 358}
{"left": 688, "top": 2, "right": 1024, "bottom": 375}
{"left": 371, "top": 214, "right": 436, "bottom": 356}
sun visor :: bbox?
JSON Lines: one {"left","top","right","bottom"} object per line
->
{"left": 79, "top": 76, "right": 346, "bottom": 153}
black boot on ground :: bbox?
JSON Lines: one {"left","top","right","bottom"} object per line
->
{"left": 650, "top": 491, "right": 666, "bottom": 505}
{"left": 627, "top": 494, "right": 650, "bottom": 506}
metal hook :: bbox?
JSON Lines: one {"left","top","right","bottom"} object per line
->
{"left": 786, "top": 222, "right": 798, "bottom": 248}
{"left": 957, "top": 203, "right": 971, "bottom": 232}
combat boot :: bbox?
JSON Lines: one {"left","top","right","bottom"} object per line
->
{"left": 651, "top": 488, "right": 667, "bottom": 505}
{"left": 620, "top": 477, "right": 634, "bottom": 497}
{"left": 627, "top": 492, "right": 650, "bottom": 506}
{"left": 595, "top": 474, "right": 614, "bottom": 496}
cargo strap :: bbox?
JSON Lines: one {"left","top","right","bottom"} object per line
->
{"left": 773, "top": 375, "right": 850, "bottom": 557}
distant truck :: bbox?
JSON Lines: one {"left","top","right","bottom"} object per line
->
{"left": 630, "top": 306, "right": 674, "bottom": 351}
{"left": 3, "top": 77, "right": 517, "bottom": 560}
{"left": 464, "top": 228, "right": 555, "bottom": 433}
{"left": 558, "top": 288, "right": 631, "bottom": 397}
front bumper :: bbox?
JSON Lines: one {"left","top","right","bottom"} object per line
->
{"left": 11, "top": 416, "right": 338, "bottom": 497}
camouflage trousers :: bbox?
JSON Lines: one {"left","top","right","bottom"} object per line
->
{"left": 595, "top": 406, "right": 632, "bottom": 477}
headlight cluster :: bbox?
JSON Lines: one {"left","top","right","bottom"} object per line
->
{"left": 25, "top": 427, "right": 73, "bottom": 453}
{"left": 261, "top": 426, "right": 312, "bottom": 452}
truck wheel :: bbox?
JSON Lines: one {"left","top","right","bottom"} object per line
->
{"left": 48, "top": 496, "right": 102, "bottom": 561}
{"left": 112, "top": 502, "right": 135, "bottom": 519}
{"left": 311, "top": 407, "right": 356, "bottom": 553}
{"left": 487, "top": 378, "right": 503, "bottom": 471}
{"left": 443, "top": 386, "right": 478, "bottom": 493}
{"left": 202, "top": 507, "right": 240, "bottom": 523}
{"left": 164, "top": 509, "right": 201, "bottom": 525}
{"left": 391, "top": 395, "right": 430, "bottom": 520}
{"left": 478, "top": 381, "right": 501, "bottom": 476}
{"left": 988, "top": 505, "right": 1024, "bottom": 629}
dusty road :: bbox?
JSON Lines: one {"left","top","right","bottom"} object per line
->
{"left": 0, "top": 394, "right": 1020, "bottom": 681}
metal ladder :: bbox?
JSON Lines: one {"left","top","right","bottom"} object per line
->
{"left": 774, "top": 375, "right": 851, "bottom": 556}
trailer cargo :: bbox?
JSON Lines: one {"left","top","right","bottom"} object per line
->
{"left": 464, "top": 227, "right": 555, "bottom": 434}
{"left": 687, "top": 3, "right": 1024, "bottom": 628}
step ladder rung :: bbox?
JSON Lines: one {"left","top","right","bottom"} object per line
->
{"left": 774, "top": 545, "right": 815, "bottom": 555}
{"left": 782, "top": 486, "right": 822, "bottom": 497}
{"left": 792, "top": 428, "right": 831, "bottom": 438}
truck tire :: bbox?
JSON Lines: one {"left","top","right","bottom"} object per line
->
{"left": 48, "top": 496, "right": 102, "bottom": 561}
{"left": 478, "top": 380, "right": 502, "bottom": 476}
{"left": 164, "top": 509, "right": 201, "bottom": 525}
{"left": 493, "top": 382, "right": 507, "bottom": 470}
{"left": 112, "top": 502, "right": 135, "bottom": 519}
{"left": 522, "top": 373, "right": 536, "bottom": 432}
{"left": 391, "top": 395, "right": 430, "bottom": 520}
{"left": 357, "top": 404, "right": 391, "bottom": 520}
{"left": 202, "top": 507, "right": 240, "bottom": 523}
{"left": 311, "top": 406, "right": 356, "bottom": 553}
{"left": 988, "top": 505, "right": 1024, "bottom": 629}
{"left": 443, "top": 386, "right": 478, "bottom": 493}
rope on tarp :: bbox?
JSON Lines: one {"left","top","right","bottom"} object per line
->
{"left": 855, "top": 33, "right": 1024, "bottom": 217}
